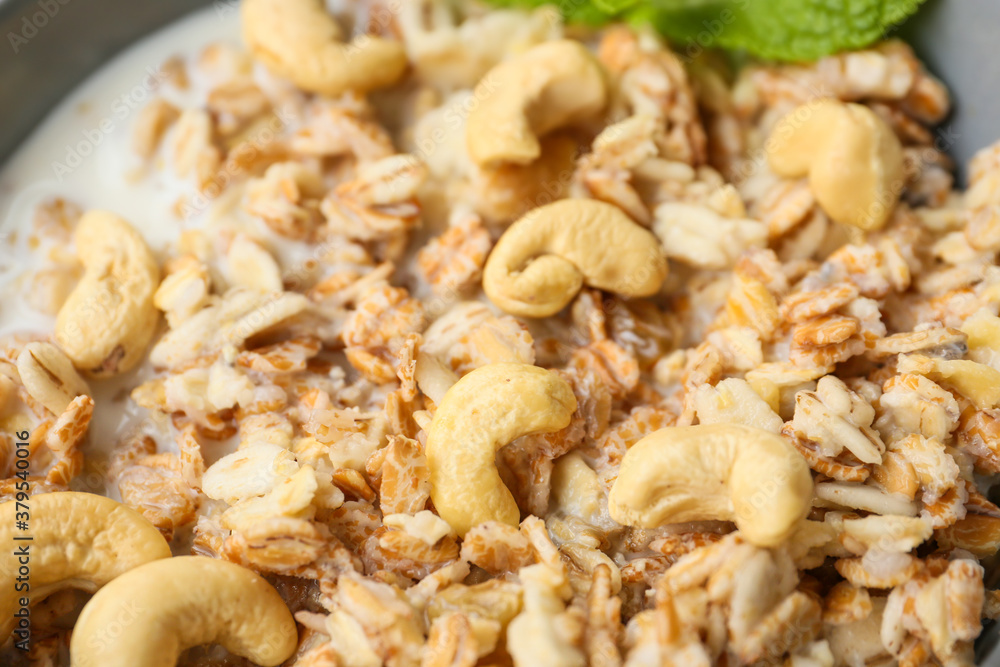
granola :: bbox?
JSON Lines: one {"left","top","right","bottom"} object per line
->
{"left": 3, "top": 4, "right": 1000, "bottom": 666}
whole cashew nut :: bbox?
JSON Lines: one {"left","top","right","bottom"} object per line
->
{"left": 242, "top": 0, "right": 407, "bottom": 97}
{"left": 483, "top": 199, "right": 668, "bottom": 317}
{"left": 0, "top": 492, "right": 170, "bottom": 640}
{"left": 466, "top": 40, "right": 606, "bottom": 167}
{"left": 55, "top": 211, "right": 160, "bottom": 377}
{"left": 609, "top": 424, "right": 814, "bottom": 547}
{"left": 426, "top": 363, "right": 577, "bottom": 536}
{"left": 767, "top": 99, "right": 904, "bottom": 231}
{"left": 70, "top": 556, "right": 297, "bottom": 667}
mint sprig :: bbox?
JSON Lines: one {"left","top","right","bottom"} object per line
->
{"left": 483, "top": 0, "right": 928, "bottom": 62}
{"left": 643, "top": 0, "right": 927, "bottom": 62}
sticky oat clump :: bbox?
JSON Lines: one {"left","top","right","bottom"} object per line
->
{"left": 3, "top": 1, "right": 1000, "bottom": 665}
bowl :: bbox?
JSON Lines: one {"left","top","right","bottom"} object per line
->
{"left": 1, "top": 0, "right": 998, "bottom": 178}
{"left": 0, "top": 0, "right": 998, "bottom": 662}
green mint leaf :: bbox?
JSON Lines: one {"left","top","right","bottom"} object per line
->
{"left": 480, "top": 0, "right": 927, "bottom": 61}
{"left": 590, "top": 0, "right": 641, "bottom": 15}
{"left": 636, "top": 0, "right": 928, "bottom": 61}
{"left": 883, "top": 0, "right": 926, "bottom": 25}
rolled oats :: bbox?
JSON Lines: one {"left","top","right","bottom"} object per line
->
{"left": 654, "top": 202, "right": 767, "bottom": 270}
{"left": 244, "top": 162, "right": 325, "bottom": 241}
{"left": 417, "top": 212, "right": 492, "bottom": 296}
{"left": 291, "top": 96, "right": 395, "bottom": 161}
{"left": 10, "top": 8, "right": 1000, "bottom": 666}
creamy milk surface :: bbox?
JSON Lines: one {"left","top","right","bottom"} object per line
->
{"left": 0, "top": 6, "right": 245, "bottom": 489}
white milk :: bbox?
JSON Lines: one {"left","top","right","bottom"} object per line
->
{"left": 0, "top": 6, "right": 243, "bottom": 490}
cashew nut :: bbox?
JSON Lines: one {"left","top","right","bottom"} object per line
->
{"left": 55, "top": 211, "right": 160, "bottom": 377}
{"left": 70, "top": 556, "right": 297, "bottom": 667}
{"left": 609, "top": 424, "right": 814, "bottom": 547}
{"left": 466, "top": 40, "right": 606, "bottom": 167}
{"left": 242, "top": 0, "right": 407, "bottom": 97}
{"left": 16, "top": 342, "right": 91, "bottom": 415}
{"left": 426, "top": 363, "right": 577, "bottom": 536}
{"left": 483, "top": 199, "right": 667, "bottom": 317}
{"left": 767, "top": 100, "right": 904, "bottom": 231}
{"left": 0, "top": 492, "right": 170, "bottom": 640}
